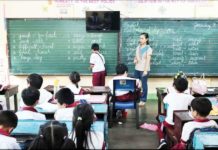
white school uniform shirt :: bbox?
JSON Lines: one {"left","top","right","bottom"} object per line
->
{"left": 181, "top": 120, "right": 218, "bottom": 142}
{"left": 90, "top": 52, "right": 105, "bottom": 73}
{"left": 109, "top": 75, "right": 139, "bottom": 96}
{"left": 66, "top": 84, "right": 81, "bottom": 94}
{"left": 72, "top": 131, "right": 104, "bottom": 149}
{"left": 0, "top": 134, "right": 20, "bottom": 149}
{"left": 54, "top": 108, "right": 74, "bottom": 121}
{"left": 19, "top": 88, "right": 53, "bottom": 107}
{"left": 135, "top": 45, "right": 153, "bottom": 71}
{"left": 16, "top": 110, "right": 46, "bottom": 120}
{"left": 164, "top": 92, "right": 194, "bottom": 125}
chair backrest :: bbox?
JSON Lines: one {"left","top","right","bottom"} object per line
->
{"left": 187, "top": 127, "right": 218, "bottom": 149}
{"left": 113, "top": 79, "right": 137, "bottom": 102}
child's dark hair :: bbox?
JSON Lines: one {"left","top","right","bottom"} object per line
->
{"left": 69, "top": 71, "right": 81, "bottom": 88}
{"left": 191, "top": 97, "right": 212, "bottom": 117}
{"left": 27, "top": 73, "right": 43, "bottom": 89}
{"left": 91, "top": 43, "right": 99, "bottom": 51}
{"left": 141, "top": 32, "right": 149, "bottom": 45}
{"left": 0, "top": 110, "right": 18, "bottom": 128}
{"left": 174, "top": 77, "right": 188, "bottom": 92}
{"left": 22, "top": 87, "right": 40, "bottom": 106}
{"left": 116, "top": 63, "right": 128, "bottom": 75}
{"left": 55, "top": 88, "right": 74, "bottom": 105}
{"left": 73, "top": 103, "right": 95, "bottom": 149}
{"left": 173, "top": 71, "right": 187, "bottom": 86}
{"left": 28, "top": 121, "right": 76, "bottom": 150}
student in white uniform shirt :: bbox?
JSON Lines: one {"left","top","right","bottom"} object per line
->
{"left": 109, "top": 63, "right": 140, "bottom": 99}
{"left": 20, "top": 73, "right": 52, "bottom": 107}
{"left": 54, "top": 88, "right": 79, "bottom": 121}
{"left": 0, "top": 110, "right": 20, "bottom": 149}
{"left": 89, "top": 43, "right": 106, "bottom": 86}
{"left": 66, "top": 71, "right": 85, "bottom": 95}
{"left": 72, "top": 103, "right": 104, "bottom": 149}
{"left": 16, "top": 87, "right": 46, "bottom": 120}
{"left": 171, "top": 97, "right": 218, "bottom": 149}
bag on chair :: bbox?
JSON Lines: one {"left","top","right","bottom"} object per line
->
{"left": 191, "top": 74, "right": 207, "bottom": 95}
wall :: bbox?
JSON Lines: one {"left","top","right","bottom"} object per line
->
{"left": 1, "top": 0, "right": 218, "bottom": 98}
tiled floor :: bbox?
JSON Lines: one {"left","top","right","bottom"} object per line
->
{"left": 109, "top": 100, "right": 159, "bottom": 149}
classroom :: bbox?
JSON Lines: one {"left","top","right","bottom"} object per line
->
{"left": 1, "top": 0, "right": 218, "bottom": 149}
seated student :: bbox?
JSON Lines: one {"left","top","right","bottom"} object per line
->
{"left": 109, "top": 63, "right": 140, "bottom": 100}
{"left": 157, "top": 77, "right": 194, "bottom": 149}
{"left": 20, "top": 73, "right": 52, "bottom": 107}
{"left": 66, "top": 71, "right": 86, "bottom": 94}
{"left": 28, "top": 121, "right": 76, "bottom": 150}
{"left": 16, "top": 87, "right": 46, "bottom": 120}
{"left": 172, "top": 97, "right": 218, "bottom": 149}
{"left": 72, "top": 103, "right": 103, "bottom": 149}
{"left": 54, "top": 88, "right": 79, "bottom": 121}
{"left": 0, "top": 110, "right": 20, "bottom": 149}
{"left": 167, "top": 71, "right": 190, "bottom": 94}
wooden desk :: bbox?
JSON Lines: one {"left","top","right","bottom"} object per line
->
{"left": 44, "top": 85, "right": 111, "bottom": 95}
{"left": 156, "top": 87, "right": 218, "bottom": 116}
{"left": 173, "top": 110, "right": 218, "bottom": 140}
{"left": 0, "top": 85, "right": 18, "bottom": 111}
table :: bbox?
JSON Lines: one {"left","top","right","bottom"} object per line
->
{"left": 173, "top": 110, "right": 218, "bottom": 140}
{"left": 156, "top": 87, "right": 218, "bottom": 116}
{"left": 0, "top": 85, "right": 18, "bottom": 111}
{"left": 44, "top": 85, "right": 111, "bottom": 95}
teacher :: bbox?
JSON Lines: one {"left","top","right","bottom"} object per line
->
{"left": 134, "top": 33, "right": 153, "bottom": 106}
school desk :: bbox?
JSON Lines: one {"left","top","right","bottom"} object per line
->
{"left": 12, "top": 120, "right": 105, "bottom": 149}
{"left": 44, "top": 85, "right": 111, "bottom": 95}
{"left": 173, "top": 110, "right": 218, "bottom": 140}
{"left": 156, "top": 87, "right": 218, "bottom": 116}
{"left": 0, "top": 85, "right": 18, "bottom": 111}
{"left": 192, "top": 132, "right": 218, "bottom": 149}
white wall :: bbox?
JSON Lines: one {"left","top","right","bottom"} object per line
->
{"left": 1, "top": 0, "right": 218, "bottom": 95}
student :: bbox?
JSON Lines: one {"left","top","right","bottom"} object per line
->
{"left": 172, "top": 97, "right": 218, "bottom": 149}
{"left": 16, "top": 87, "right": 46, "bottom": 120}
{"left": 89, "top": 43, "right": 106, "bottom": 86}
{"left": 72, "top": 103, "right": 104, "bottom": 149}
{"left": 66, "top": 71, "right": 85, "bottom": 94}
{"left": 109, "top": 63, "right": 140, "bottom": 100}
{"left": 28, "top": 121, "right": 76, "bottom": 150}
{"left": 163, "top": 77, "right": 194, "bottom": 126}
{"left": 54, "top": 88, "right": 78, "bottom": 121}
{"left": 167, "top": 71, "right": 190, "bottom": 94}
{"left": 0, "top": 110, "right": 20, "bottom": 149}
{"left": 157, "top": 77, "right": 194, "bottom": 149}
{"left": 20, "top": 73, "right": 52, "bottom": 107}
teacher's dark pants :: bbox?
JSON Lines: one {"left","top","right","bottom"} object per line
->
{"left": 92, "top": 71, "right": 106, "bottom": 86}
{"left": 134, "top": 70, "right": 149, "bottom": 102}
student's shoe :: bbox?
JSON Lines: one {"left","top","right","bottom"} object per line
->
{"left": 157, "top": 140, "right": 167, "bottom": 150}
{"left": 139, "top": 101, "right": 145, "bottom": 107}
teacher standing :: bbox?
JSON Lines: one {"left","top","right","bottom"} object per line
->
{"left": 134, "top": 33, "right": 153, "bottom": 106}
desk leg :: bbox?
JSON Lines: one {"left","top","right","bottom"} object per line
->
{"left": 104, "top": 113, "right": 108, "bottom": 149}
{"left": 14, "top": 94, "right": 18, "bottom": 112}
{"left": 157, "top": 92, "right": 161, "bottom": 115}
{"left": 5, "top": 94, "right": 10, "bottom": 110}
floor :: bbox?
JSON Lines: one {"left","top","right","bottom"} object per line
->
{"left": 108, "top": 100, "right": 159, "bottom": 149}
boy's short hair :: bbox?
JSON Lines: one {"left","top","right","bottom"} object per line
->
{"left": 27, "top": 73, "right": 43, "bottom": 89}
{"left": 191, "top": 97, "right": 212, "bottom": 117}
{"left": 91, "top": 43, "right": 99, "bottom": 51}
{"left": 22, "top": 87, "right": 40, "bottom": 106}
{"left": 174, "top": 77, "right": 188, "bottom": 92}
{"left": 55, "top": 88, "right": 74, "bottom": 105}
{"left": 0, "top": 110, "right": 18, "bottom": 128}
{"left": 116, "top": 63, "right": 128, "bottom": 75}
